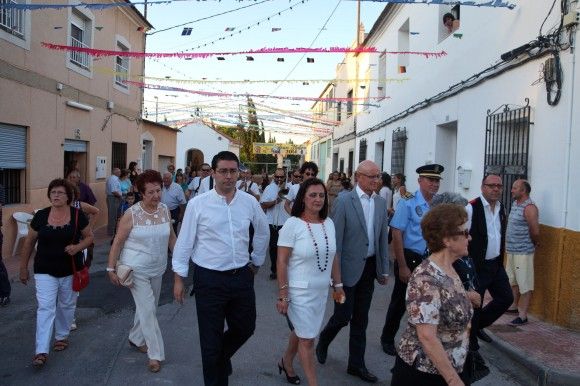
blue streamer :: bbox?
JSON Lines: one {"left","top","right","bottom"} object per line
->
{"left": 349, "top": 0, "right": 516, "bottom": 9}
{"left": 0, "top": 1, "right": 174, "bottom": 11}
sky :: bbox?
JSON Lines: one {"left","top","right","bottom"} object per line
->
{"left": 135, "top": 0, "right": 387, "bottom": 143}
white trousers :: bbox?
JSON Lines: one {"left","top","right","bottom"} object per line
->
{"left": 128, "top": 273, "right": 165, "bottom": 361}
{"left": 34, "top": 274, "right": 76, "bottom": 354}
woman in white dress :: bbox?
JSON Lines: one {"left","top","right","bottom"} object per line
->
{"left": 276, "top": 178, "right": 344, "bottom": 386}
{"left": 107, "top": 170, "right": 177, "bottom": 373}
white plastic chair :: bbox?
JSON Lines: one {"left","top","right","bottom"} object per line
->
{"left": 12, "top": 212, "right": 33, "bottom": 257}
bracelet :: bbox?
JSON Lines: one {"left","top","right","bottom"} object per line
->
{"left": 279, "top": 284, "right": 289, "bottom": 290}
{"left": 277, "top": 297, "right": 290, "bottom": 302}
{"left": 333, "top": 283, "right": 344, "bottom": 288}
{"left": 106, "top": 267, "right": 115, "bottom": 272}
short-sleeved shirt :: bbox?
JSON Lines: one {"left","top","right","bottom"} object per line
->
{"left": 31, "top": 207, "right": 89, "bottom": 277}
{"left": 260, "top": 182, "right": 290, "bottom": 226}
{"left": 397, "top": 259, "right": 473, "bottom": 374}
{"left": 161, "top": 182, "right": 187, "bottom": 210}
{"left": 106, "top": 175, "right": 121, "bottom": 196}
{"left": 390, "top": 189, "right": 430, "bottom": 254}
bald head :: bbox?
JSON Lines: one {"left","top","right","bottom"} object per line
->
{"left": 162, "top": 172, "right": 172, "bottom": 187}
{"left": 355, "top": 160, "right": 380, "bottom": 195}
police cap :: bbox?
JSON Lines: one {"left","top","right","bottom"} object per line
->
{"left": 416, "top": 164, "right": 444, "bottom": 179}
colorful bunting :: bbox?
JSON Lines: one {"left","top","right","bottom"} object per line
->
{"left": 0, "top": 0, "right": 264, "bottom": 11}
{"left": 350, "top": 0, "right": 516, "bottom": 9}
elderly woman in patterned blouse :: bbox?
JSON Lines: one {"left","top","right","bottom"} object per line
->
{"left": 391, "top": 204, "right": 473, "bottom": 386}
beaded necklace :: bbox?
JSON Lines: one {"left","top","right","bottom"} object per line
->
{"left": 305, "top": 221, "right": 329, "bottom": 272}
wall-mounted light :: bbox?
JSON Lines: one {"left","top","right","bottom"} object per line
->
{"left": 107, "top": 101, "right": 114, "bottom": 110}
{"left": 66, "top": 100, "right": 93, "bottom": 111}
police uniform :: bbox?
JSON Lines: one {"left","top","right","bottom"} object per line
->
{"left": 380, "top": 164, "right": 444, "bottom": 353}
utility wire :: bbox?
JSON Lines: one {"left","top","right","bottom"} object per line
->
{"left": 148, "top": 0, "right": 273, "bottom": 35}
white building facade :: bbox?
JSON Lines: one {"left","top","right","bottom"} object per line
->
{"left": 317, "top": 1, "right": 580, "bottom": 329}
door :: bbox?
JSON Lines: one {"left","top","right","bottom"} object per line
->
{"left": 435, "top": 121, "right": 457, "bottom": 192}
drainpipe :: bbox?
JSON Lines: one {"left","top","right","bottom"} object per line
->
{"left": 563, "top": 28, "right": 577, "bottom": 228}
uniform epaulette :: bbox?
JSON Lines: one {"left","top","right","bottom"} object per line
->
{"left": 402, "top": 191, "right": 414, "bottom": 199}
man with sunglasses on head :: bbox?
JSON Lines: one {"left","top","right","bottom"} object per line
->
{"left": 260, "top": 168, "right": 291, "bottom": 280}
{"left": 173, "top": 151, "right": 269, "bottom": 386}
{"left": 186, "top": 163, "right": 212, "bottom": 200}
{"left": 464, "top": 174, "right": 513, "bottom": 377}
{"left": 381, "top": 163, "right": 443, "bottom": 356}
{"left": 284, "top": 162, "right": 319, "bottom": 215}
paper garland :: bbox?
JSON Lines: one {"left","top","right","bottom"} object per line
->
{"left": 0, "top": 0, "right": 257, "bottom": 11}
{"left": 350, "top": 0, "right": 516, "bottom": 9}
{"left": 42, "top": 43, "right": 383, "bottom": 58}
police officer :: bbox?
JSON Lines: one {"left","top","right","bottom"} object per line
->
{"left": 380, "top": 164, "right": 443, "bottom": 355}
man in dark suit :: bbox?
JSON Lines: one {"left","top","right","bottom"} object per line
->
{"left": 316, "top": 160, "right": 390, "bottom": 383}
{"left": 466, "top": 174, "right": 513, "bottom": 373}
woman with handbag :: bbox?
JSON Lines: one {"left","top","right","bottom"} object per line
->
{"left": 19, "top": 179, "right": 94, "bottom": 368}
{"left": 107, "top": 170, "right": 176, "bottom": 373}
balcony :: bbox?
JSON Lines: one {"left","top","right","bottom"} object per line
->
{"left": 0, "top": 0, "right": 25, "bottom": 38}
{"left": 70, "top": 36, "right": 90, "bottom": 70}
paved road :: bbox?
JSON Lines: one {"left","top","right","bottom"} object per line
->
{"left": 0, "top": 243, "right": 531, "bottom": 385}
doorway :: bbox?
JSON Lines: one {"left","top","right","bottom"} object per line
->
{"left": 435, "top": 121, "right": 458, "bottom": 192}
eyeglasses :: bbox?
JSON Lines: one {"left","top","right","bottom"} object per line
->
{"left": 274, "top": 175, "right": 286, "bottom": 179}
{"left": 483, "top": 183, "right": 503, "bottom": 189}
{"left": 307, "top": 192, "right": 326, "bottom": 198}
{"left": 358, "top": 172, "right": 381, "bottom": 180}
{"left": 450, "top": 229, "right": 470, "bottom": 239}
{"left": 216, "top": 168, "right": 239, "bottom": 176}
{"left": 201, "top": 168, "right": 211, "bottom": 172}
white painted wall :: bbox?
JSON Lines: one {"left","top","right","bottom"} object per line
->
{"left": 175, "top": 122, "right": 232, "bottom": 170}
{"left": 319, "top": 1, "right": 580, "bottom": 230}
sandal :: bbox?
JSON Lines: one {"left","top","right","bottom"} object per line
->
{"left": 148, "top": 359, "right": 161, "bottom": 373}
{"left": 32, "top": 353, "right": 48, "bottom": 367}
{"left": 53, "top": 339, "right": 69, "bottom": 352}
{"left": 129, "top": 340, "right": 148, "bottom": 353}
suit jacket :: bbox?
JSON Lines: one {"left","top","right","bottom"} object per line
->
{"left": 331, "top": 188, "right": 390, "bottom": 287}
{"left": 468, "top": 196, "right": 507, "bottom": 272}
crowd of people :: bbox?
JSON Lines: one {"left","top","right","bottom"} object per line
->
{"left": 8, "top": 152, "right": 541, "bottom": 386}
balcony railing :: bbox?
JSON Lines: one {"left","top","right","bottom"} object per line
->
{"left": 70, "top": 36, "right": 90, "bottom": 70}
{"left": 0, "top": 0, "right": 25, "bottom": 38}
{"left": 115, "top": 59, "right": 129, "bottom": 87}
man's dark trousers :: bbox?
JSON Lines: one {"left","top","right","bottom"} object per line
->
{"left": 193, "top": 265, "right": 256, "bottom": 386}
{"left": 268, "top": 225, "right": 282, "bottom": 275}
{"left": 318, "top": 257, "right": 376, "bottom": 369}
{"left": 169, "top": 207, "right": 180, "bottom": 234}
{"left": 0, "top": 233, "right": 10, "bottom": 298}
{"left": 470, "top": 257, "right": 513, "bottom": 350}
{"left": 381, "top": 249, "right": 423, "bottom": 344}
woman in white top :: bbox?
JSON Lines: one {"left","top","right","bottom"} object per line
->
{"left": 107, "top": 170, "right": 177, "bottom": 373}
{"left": 391, "top": 173, "right": 407, "bottom": 213}
{"left": 378, "top": 172, "right": 393, "bottom": 214}
{"left": 276, "top": 178, "right": 344, "bottom": 386}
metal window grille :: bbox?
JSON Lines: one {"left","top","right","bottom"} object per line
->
{"left": 70, "top": 23, "right": 90, "bottom": 69}
{"left": 391, "top": 128, "right": 407, "bottom": 175}
{"left": 0, "top": 169, "right": 22, "bottom": 204}
{"left": 115, "top": 43, "right": 129, "bottom": 87}
{"left": 112, "top": 142, "right": 127, "bottom": 171}
{"left": 346, "top": 90, "right": 353, "bottom": 118}
{"left": 359, "top": 138, "right": 367, "bottom": 163}
{"left": 484, "top": 99, "right": 531, "bottom": 212}
{"left": 0, "top": 0, "right": 24, "bottom": 38}
{"left": 336, "top": 101, "right": 342, "bottom": 122}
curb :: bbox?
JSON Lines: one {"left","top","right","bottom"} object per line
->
{"left": 485, "top": 329, "right": 580, "bottom": 386}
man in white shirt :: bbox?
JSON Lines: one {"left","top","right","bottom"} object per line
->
{"left": 105, "top": 167, "right": 122, "bottom": 235}
{"left": 161, "top": 172, "right": 187, "bottom": 233}
{"left": 284, "top": 161, "right": 318, "bottom": 215}
{"left": 173, "top": 151, "right": 268, "bottom": 386}
{"left": 236, "top": 167, "right": 260, "bottom": 201}
{"left": 260, "top": 168, "right": 290, "bottom": 280}
{"left": 186, "top": 163, "right": 212, "bottom": 200}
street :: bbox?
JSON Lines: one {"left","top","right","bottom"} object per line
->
{"left": 0, "top": 242, "right": 531, "bottom": 385}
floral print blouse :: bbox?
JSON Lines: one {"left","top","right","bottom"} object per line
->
{"left": 397, "top": 259, "right": 473, "bottom": 374}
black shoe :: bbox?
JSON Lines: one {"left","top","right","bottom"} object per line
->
{"left": 347, "top": 366, "right": 378, "bottom": 383}
{"left": 381, "top": 341, "right": 396, "bottom": 356}
{"left": 477, "top": 329, "right": 493, "bottom": 343}
{"left": 269, "top": 273, "right": 277, "bottom": 280}
{"left": 0, "top": 297, "right": 10, "bottom": 307}
{"left": 509, "top": 317, "right": 528, "bottom": 326}
{"left": 315, "top": 342, "right": 327, "bottom": 364}
{"left": 278, "top": 358, "right": 301, "bottom": 384}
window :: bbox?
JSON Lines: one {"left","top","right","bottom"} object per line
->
{"left": 378, "top": 52, "right": 387, "bottom": 100}
{"left": 439, "top": 5, "right": 460, "bottom": 42}
{"left": 391, "top": 128, "right": 407, "bottom": 175}
{"left": 0, "top": 123, "right": 26, "bottom": 204}
{"left": 358, "top": 139, "right": 367, "bottom": 163}
{"left": 398, "top": 19, "right": 410, "bottom": 74}
{"left": 346, "top": 89, "right": 353, "bottom": 118}
{"left": 112, "top": 142, "right": 127, "bottom": 170}
{"left": 0, "top": 0, "right": 24, "bottom": 38}
{"left": 67, "top": 8, "right": 94, "bottom": 76}
{"left": 115, "top": 42, "right": 129, "bottom": 88}
{"left": 336, "top": 101, "right": 342, "bottom": 122}
{"left": 0, "top": 0, "right": 30, "bottom": 49}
